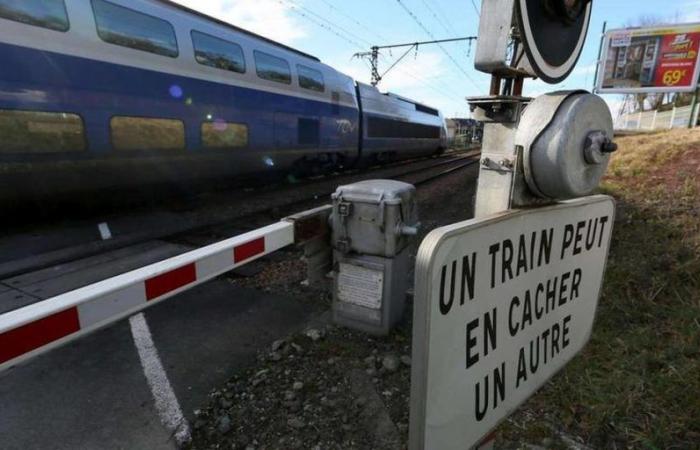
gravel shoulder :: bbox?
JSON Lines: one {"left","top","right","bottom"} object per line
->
{"left": 186, "top": 165, "right": 480, "bottom": 450}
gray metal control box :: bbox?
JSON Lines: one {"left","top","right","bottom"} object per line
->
{"left": 331, "top": 180, "right": 419, "bottom": 335}
{"left": 331, "top": 180, "right": 418, "bottom": 257}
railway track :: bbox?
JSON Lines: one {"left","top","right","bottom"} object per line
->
{"left": 0, "top": 149, "right": 480, "bottom": 279}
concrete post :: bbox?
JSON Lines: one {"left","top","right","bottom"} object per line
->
{"left": 689, "top": 88, "right": 699, "bottom": 129}
{"left": 670, "top": 106, "right": 676, "bottom": 129}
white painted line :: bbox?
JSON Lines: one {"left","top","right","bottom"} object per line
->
{"left": 98, "top": 222, "right": 112, "bottom": 240}
{"left": 129, "top": 313, "right": 191, "bottom": 446}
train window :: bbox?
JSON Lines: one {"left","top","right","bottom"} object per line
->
{"left": 254, "top": 51, "right": 291, "bottom": 84}
{"left": 297, "top": 65, "right": 325, "bottom": 92}
{"left": 192, "top": 31, "right": 245, "bottom": 74}
{"left": 111, "top": 117, "right": 185, "bottom": 151}
{"left": 367, "top": 117, "right": 441, "bottom": 139}
{"left": 92, "top": 0, "right": 178, "bottom": 58}
{"left": 0, "top": 0, "right": 69, "bottom": 31}
{"left": 0, "top": 110, "right": 85, "bottom": 153}
{"left": 201, "top": 122, "right": 248, "bottom": 149}
{"left": 331, "top": 91, "right": 340, "bottom": 116}
{"left": 415, "top": 104, "right": 439, "bottom": 116}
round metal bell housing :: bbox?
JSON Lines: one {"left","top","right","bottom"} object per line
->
{"left": 518, "top": 91, "right": 614, "bottom": 200}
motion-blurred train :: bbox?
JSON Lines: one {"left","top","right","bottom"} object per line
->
{"left": 0, "top": 0, "right": 447, "bottom": 205}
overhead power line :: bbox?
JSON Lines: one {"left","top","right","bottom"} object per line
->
{"left": 280, "top": 0, "right": 371, "bottom": 48}
{"left": 426, "top": 0, "right": 463, "bottom": 36}
{"left": 419, "top": 0, "right": 455, "bottom": 37}
{"left": 275, "top": 0, "right": 471, "bottom": 108}
{"left": 394, "top": 0, "right": 481, "bottom": 90}
{"left": 365, "top": 36, "right": 477, "bottom": 51}
{"left": 470, "top": 0, "right": 481, "bottom": 17}
{"left": 318, "top": 0, "right": 390, "bottom": 43}
{"left": 422, "top": 0, "right": 475, "bottom": 60}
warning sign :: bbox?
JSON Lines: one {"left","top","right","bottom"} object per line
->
{"left": 409, "top": 196, "right": 615, "bottom": 450}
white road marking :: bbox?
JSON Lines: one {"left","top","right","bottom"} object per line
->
{"left": 129, "top": 313, "right": 191, "bottom": 447}
{"left": 97, "top": 222, "right": 112, "bottom": 240}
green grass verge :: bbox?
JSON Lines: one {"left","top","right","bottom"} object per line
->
{"left": 498, "top": 129, "right": 700, "bottom": 449}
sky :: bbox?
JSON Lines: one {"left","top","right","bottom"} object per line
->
{"left": 171, "top": 0, "right": 700, "bottom": 118}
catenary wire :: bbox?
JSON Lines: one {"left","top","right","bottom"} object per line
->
{"left": 394, "top": 0, "right": 481, "bottom": 91}
{"left": 276, "top": 0, "right": 470, "bottom": 109}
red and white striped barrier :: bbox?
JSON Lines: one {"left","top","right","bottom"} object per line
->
{"left": 0, "top": 221, "right": 295, "bottom": 372}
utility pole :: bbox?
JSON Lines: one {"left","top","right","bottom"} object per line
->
{"left": 592, "top": 21, "right": 607, "bottom": 93}
{"left": 370, "top": 46, "right": 380, "bottom": 86}
{"left": 689, "top": 86, "right": 699, "bottom": 129}
{"left": 354, "top": 36, "right": 477, "bottom": 86}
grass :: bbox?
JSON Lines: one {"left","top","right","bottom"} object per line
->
{"left": 497, "top": 128, "right": 700, "bottom": 449}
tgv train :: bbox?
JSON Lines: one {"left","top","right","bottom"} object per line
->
{"left": 0, "top": 0, "right": 447, "bottom": 204}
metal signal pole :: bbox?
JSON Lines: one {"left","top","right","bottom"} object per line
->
{"left": 592, "top": 21, "right": 607, "bottom": 93}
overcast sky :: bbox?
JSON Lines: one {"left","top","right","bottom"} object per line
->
{"left": 171, "top": 0, "right": 700, "bottom": 118}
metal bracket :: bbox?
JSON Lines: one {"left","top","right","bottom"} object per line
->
{"left": 481, "top": 157, "right": 514, "bottom": 173}
{"left": 284, "top": 204, "right": 332, "bottom": 244}
{"left": 337, "top": 201, "right": 353, "bottom": 217}
{"left": 336, "top": 238, "right": 351, "bottom": 254}
{"left": 467, "top": 96, "right": 531, "bottom": 123}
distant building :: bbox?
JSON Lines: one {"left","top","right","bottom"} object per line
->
{"left": 445, "top": 118, "right": 482, "bottom": 146}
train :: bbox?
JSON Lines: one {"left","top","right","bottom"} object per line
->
{"left": 0, "top": 0, "right": 447, "bottom": 206}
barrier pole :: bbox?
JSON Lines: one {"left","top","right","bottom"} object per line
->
{"left": 689, "top": 87, "right": 699, "bottom": 129}
{"left": 0, "top": 221, "right": 296, "bottom": 372}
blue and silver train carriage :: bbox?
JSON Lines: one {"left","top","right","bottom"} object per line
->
{"left": 0, "top": 0, "right": 447, "bottom": 204}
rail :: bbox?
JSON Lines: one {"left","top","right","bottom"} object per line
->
{"left": 0, "top": 151, "right": 479, "bottom": 280}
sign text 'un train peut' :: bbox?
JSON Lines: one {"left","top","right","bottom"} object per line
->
{"left": 409, "top": 196, "right": 615, "bottom": 450}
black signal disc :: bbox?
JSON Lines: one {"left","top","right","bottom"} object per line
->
{"left": 517, "top": 0, "right": 592, "bottom": 83}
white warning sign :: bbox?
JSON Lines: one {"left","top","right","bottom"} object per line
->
{"left": 409, "top": 196, "right": 615, "bottom": 450}
{"left": 337, "top": 263, "right": 384, "bottom": 309}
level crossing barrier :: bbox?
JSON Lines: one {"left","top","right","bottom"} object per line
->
{"left": 0, "top": 206, "right": 332, "bottom": 372}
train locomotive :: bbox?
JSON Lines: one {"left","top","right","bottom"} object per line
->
{"left": 0, "top": 0, "right": 448, "bottom": 206}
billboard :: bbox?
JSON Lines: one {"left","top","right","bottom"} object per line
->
{"left": 596, "top": 23, "right": 700, "bottom": 94}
